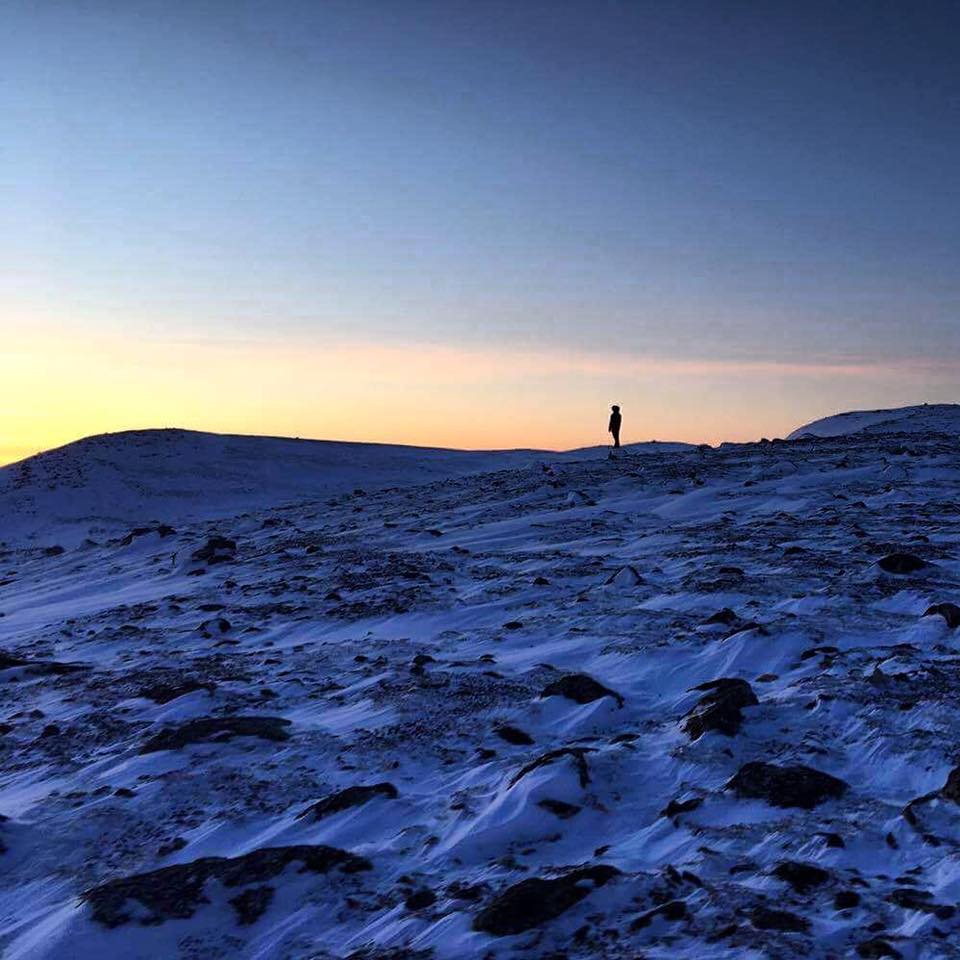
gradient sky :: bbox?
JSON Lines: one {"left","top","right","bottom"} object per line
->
{"left": 3, "top": 0, "right": 959, "bottom": 463}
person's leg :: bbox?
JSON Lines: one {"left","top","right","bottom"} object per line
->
{"left": 613, "top": 430, "right": 620, "bottom": 448}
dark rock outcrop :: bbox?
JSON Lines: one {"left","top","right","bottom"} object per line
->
{"left": 772, "top": 861, "right": 830, "bottom": 893}
{"left": 83, "top": 845, "right": 371, "bottom": 927}
{"left": 749, "top": 905, "right": 810, "bottom": 933}
{"left": 683, "top": 678, "right": 758, "bottom": 740}
{"left": 942, "top": 766, "right": 960, "bottom": 804}
{"left": 726, "top": 761, "right": 848, "bottom": 809}
{"left": 140, "top": 716, "right": 291, "bottom": 754}
{"left": 405, "top": 888, "right": 436, "bottom": 911}
{"left": 630, "top": 899, "right": 687, "bottom": 930}
{"left": 510, "top": 747, "right": 592, "bottom": 789}
{"left": 229, "top": 885, "right": 275, "bottom": 925}
{"left": 703, "top": 608, "right": 738, "bottom": 626}
{"left": 473, "top": 865, "right": 620, "bottom": 936}
{"left": 537, "top": 798, "right": 581, "bottom": 819}
{"left": 298, "top": 783, "right": 398, "bottom": 821}
{"left": 856, "top": 939, "right": 903, "bottom": 959}
{"left": 191, "top": 536, "right": 237, "bottom": 565}
{"left": 541, "top": 673, "right": 624, "bottom": 708}
{"left": 923, "top": 603, "right": 960, "bottom": 629}
{"left": 494, "top": 725, "right": 534, "bottom": 746}
{"left": 138, "top": 679, "right": 215, "bottom": 704}
{"left": 878, "top": 553, "right": 928, "bottom": 574}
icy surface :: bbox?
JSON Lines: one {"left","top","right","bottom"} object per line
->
{"left": 0, "top": 407, "right": 959, "bottom": 958}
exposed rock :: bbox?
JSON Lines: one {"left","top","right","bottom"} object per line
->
{"left": 510, "top": 747, "right": 592, "bottom": 789}
{"left": 834, "top": 890, "right": 861, "bottom": 909}
{"left": 83, "top": 845, "right": 371, "bottom": 927}
{"left": 191, "top": 536, "right": 237, "bottom": 565}
{"left": 703, "top": 608, "right": 738, "bottom": 626}
{"left": 138, "top": 679, "right": 215, "bottom": 704}
{"left": 494, "top": 725, "right": 534, "bottom": 746}
{"left": 772, "top": 861, "right": 830, "bottom": 893}
{"left": 856, "top": 938, "right": 903, "bottom": 959}
{"left": 139, "top": 716, "right": 291, "bottom": 754}
{"left": 726, "top": 761, "right": 848, "bottom": 809}
{"left": 298, "top": 783, "right": 398, "bottom": 821}
{"left": 888, "top": 887, "right": 955, "bottom": 919}
{"left": 537, "top": 798, "right": 581, "bottom": 819}
{"left": 472, "top": 865, "right": 620, "bottom": 936}
{"left": 923, "top": 603, "right": 960, "bottom": 629}
{"left": 229, "top": 885, "right": 275, "bottom": 925}
{"left": 749, "top": 905, "right": 810, "bottom": 933}
{"left": 942, "top": 766, "right": 960, "bottom": 804}
{"left": 878, "top": 553, "right": 928, "bottom": 574}
{"left": 630, "top": 899, "right": 688, "bottom": 930}
{"left": 682, "top": 678, "right": 758, "bottom": 739}
{"left": 404, "top": 888, "right": 436, "bottom": 910}
{"left": 120, "top": 524, "right": 176, "bottom": 545}
{"left": 540, "top": 673, "right": 624, "bottom": 708}
{"left": 660, "top": 796, "right": 703, "bottom": 819}
{"left": 605, "top": 565, "right": 644, "bottom": 587}
{"left": 0, "top": 654, "right": 88, "bottom": 676}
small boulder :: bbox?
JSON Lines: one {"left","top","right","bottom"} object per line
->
{"left": 703, "top": 608, "right": 738, "bottom": 626}
{"left": 942, "top": 766, "right": 960, "bottom": 804}
{"left": 857, "top": 939, "right": 903, "bottom": 959}
{"left": 510, "top": 747, "right": 592, "bottom": 789}
{"left": 472, "top": 865, "right": 619, "bottom": 936}
{"left": 772, "top": 861, "right": 830, "bottom": 893}
{"left": 923, "top": 603, "right": 960, "bottom": 629}
{"left": 541, "top": 673, "right": 624, "bottom": 708}
{"left": 834, "top": 890, "right": 860, "bottom": 909}
{"left": 405, "top": 888, "right": 437, "bottom": 911}
{"left": 749, "top": 905, "right": 810, "bottom": 933}
{"left": 494, "top": 725, "right": 534, "bottom": 746}
{"left": 726, "top": 761, "right": 848, "bottom": 809}
{"left": 140, "top": 716, "right": 291, "bottom": 754}
{"left": 537, "top": 798, "right": 581, "bottom": 819}
{"left": 191, "top": 537, "right": 237, "bottom": 565}
{"left": 298, "top": 783, "right": 398, "bottom": 821}
{"left": 682, "top": 678, "right": 758, "bottom": 740}
{"left": 630, "top": 899, "right": 687, "bottom": 930}
{"left": 229, "top": 885, "right": 274, "bottom": 925}
{"left": 83, "top": 845, "right": 370, "bottom": 928}
{"left": 605, "top": 565, "right": 644, "bottom": 587}
{"left": 878, "top": 553, "right": 928, "bottom": 575}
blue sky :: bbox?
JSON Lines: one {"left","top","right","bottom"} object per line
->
{"left": 2, "top": 1, "right": 959, "bottom": 457}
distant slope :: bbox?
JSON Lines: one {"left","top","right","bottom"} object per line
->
{"left": 788, "top": 403, "right": 960, "bottom": 440}
{"left": 0, "top": 428, "right": 689, "bottom": 546}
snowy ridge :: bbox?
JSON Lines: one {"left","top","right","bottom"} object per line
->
{"left": 0, "top": 408, "right": 959, "bottom": 958}
{"left": 0, "top": 428, "right": 690, "bottom": 548}
{"left": 788, "top": 403, "right": 960, "bottom": 440}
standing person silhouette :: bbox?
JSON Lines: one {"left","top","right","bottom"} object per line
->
{"left": 608, "top": 404, "right": 622, "bottom": 448}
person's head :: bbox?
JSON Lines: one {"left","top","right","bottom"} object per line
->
{"left": 611, "top": 404, "right": 620, "bottom": 412}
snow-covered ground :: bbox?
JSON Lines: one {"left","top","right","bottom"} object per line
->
{"left": 0, "top": 429, "right": 690, "bottom": 548}
{"left": 0, "top": 404, "right": 959, "bottom": 959}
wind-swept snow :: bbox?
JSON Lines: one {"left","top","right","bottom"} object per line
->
{"left": 788, "top": 402, "right": 960, "bottom": 440}
{"left": 0, "top": 405, "right": 959, "bottom": 959}
{"left": 0, "top": 429, "right": 690, "bottom": 548}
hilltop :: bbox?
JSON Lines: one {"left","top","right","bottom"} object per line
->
{"left": 0, "top": 404, "right": 958, "bottom": 958}
{"left": 0, "top": 428, "right": 690, "bottom": 548}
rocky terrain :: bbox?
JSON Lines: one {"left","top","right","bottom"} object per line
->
{"left": 1, "top": 404, "right": 959, "bottom": 959}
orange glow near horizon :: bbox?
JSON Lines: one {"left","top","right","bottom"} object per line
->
{"left": 3, "top": 327, "right": 958, "bottom": 467}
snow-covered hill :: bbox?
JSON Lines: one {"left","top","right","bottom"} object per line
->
{"left": 0, "top": 429, "right": 690, "bottom": 548}
{"left": 788, "top": 403, "right": 960, "bottom": 440}
{"left": 1, "top": 410, "right": 960, "bottom": 959}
